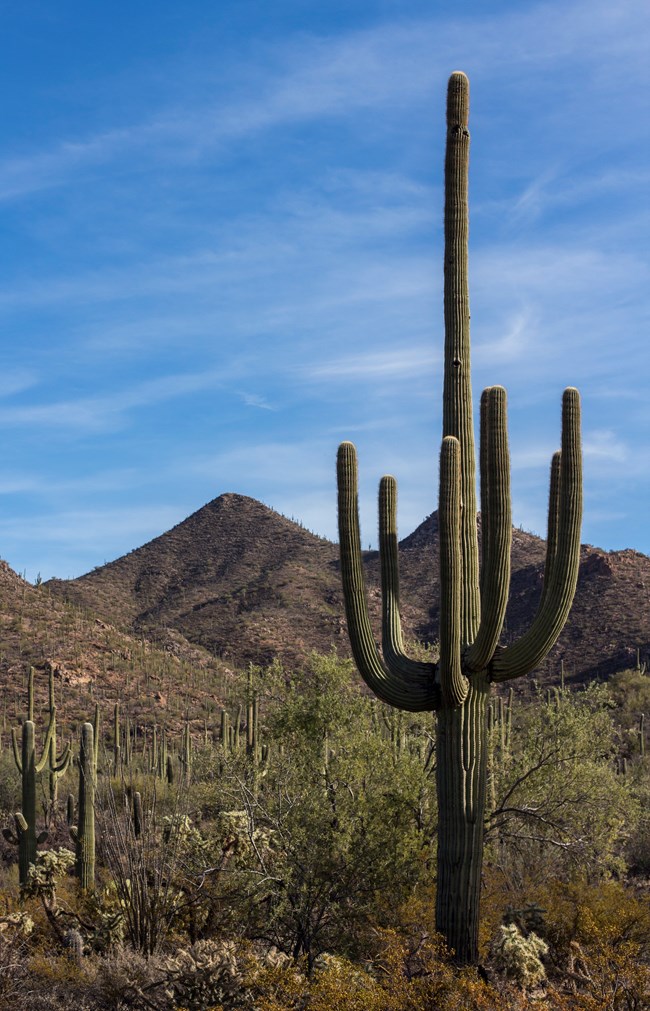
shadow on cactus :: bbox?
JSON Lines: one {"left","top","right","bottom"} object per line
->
{"left": 336, "top": 71, "right": 582, "bottom": 964}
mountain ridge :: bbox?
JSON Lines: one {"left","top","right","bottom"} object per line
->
{"left": 44, "top": 492, "right": 650, "bottom": 684}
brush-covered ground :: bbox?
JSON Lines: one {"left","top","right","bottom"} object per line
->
{"left": 0, "top": 655, "right": 648, "bottom": 1010}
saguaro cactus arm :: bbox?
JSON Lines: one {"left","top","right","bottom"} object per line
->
{"left": 11, "top": 728, "right": 22, "bottom": 774}
{"left": 490, "top": 388, "right": 582, "bottom": 682}
{"left": 378, "top": 475, "right": 439, "bottom": 685}
{"left": 466, "top": 386, "right": 512, "bottom": 672}
{"left": 35, "top": 713, "right": 58, "bottom": 775}
{"left": 337, "top": 441, "right": 440, "bottom": 712}
{"left": 438, "top": 437, "right": 468, "bottom": 708}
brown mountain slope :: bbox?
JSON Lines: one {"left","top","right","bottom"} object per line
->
{"left": 0, "top": 558, "right": 229, "bottom": 734}
{"left": 48, "top": 494, "right": 344, "bottom": 669}
{"left": 46, "top": 494, "right": 650, "bottom": 684}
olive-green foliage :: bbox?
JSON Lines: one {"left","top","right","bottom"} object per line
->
{"left": 485, "top": 683, "right": 636, "bottom": 885}
{"left": 187, "top": 654, "right": 435, "bottom": 967}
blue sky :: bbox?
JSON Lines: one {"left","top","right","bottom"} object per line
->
{"left": 0, "top": 0, "right": 648, "bottom": 580}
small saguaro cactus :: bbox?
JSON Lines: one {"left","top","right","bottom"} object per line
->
{"left": 4, "top": 712, "right": 67, "bottom": 886}
{"left": 70, "top": 722, "right": 95, "bottom": 891}
{"left": 336, "top": 71, "right": 582, "bottom": 964}
{"left": 132, "top": 790, "right": 143, "bottom": 839}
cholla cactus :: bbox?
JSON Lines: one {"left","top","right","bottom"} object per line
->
{"left": 337, "top": 72, "right": 582, "bottom": 962}
{"left": 163, "top": 939, "right": 244, "bottom": 1011}
{"left": 491, "top": 923, "right": 548, "bottom": 989}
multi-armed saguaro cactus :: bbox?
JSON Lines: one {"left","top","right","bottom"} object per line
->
{"left": 70, "top": 721, "right": 96, "bottom": 891}
{"left": 336, "top": 71, "right": 582, "bottom": 964}
{"left": 4, "top": 708, "right": 69, "bottom": 886}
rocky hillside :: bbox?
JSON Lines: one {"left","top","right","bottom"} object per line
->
{"left": 45, "top": 493, "right": 650, "bottom": 685}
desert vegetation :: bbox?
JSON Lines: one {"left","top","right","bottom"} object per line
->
{"left": 0, "top": 653, "right": 648, "bottom": 1008}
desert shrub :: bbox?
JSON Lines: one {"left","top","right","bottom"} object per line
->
{"left": 485, "top": 683, "right": 635, "bottom": 888}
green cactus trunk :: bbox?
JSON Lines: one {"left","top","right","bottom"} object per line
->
{"left": 72, "top": 722, "right": 96, "bottom": 891}
{"left": 18, "top": 721, "right": 38, "bottom": 884}
{"left": 336, "top": 72, "right": 582, "bottom": 964}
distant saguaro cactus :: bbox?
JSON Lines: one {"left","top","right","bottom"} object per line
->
{"left": 4, "top": 713, "right": 67, "bottom": 886}
{"left": 70, "top": 722, "right": 96, "bottom": 891}
{"left": 337, "top": 72, "right": 582, "bottom": 963}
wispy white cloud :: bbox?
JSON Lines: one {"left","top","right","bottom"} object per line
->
{"left": 583, "top": 430, "right": 628, "bottom": 463}
{"left": 0, "top": 368, "right": 39, "bottom": 398}
{"left": 239, "top": 392, "right": 275, "bottom": 411}
{"left": 2, "top": 0, "right": 646, "bottom": 205}
{"left": 304, "top": 346, "right": 439, "bottom": 382}
{"left": 0, "top": 368, "right": 228, "bottom": 431}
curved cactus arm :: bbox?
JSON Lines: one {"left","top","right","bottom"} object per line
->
{"left": 11, "top": 728, "right": 22, "bottom": 774}
{"left": 490, "top": 388, "right": 582, "bottom": 682}
{"left": 466, "top": 386, "right": 511, "bottom": 672}
{"left": 379, "top": 475, "right": 439, "bottom": 686}
{"left": 478, "top": 388, "right": 490, "bottom": 603}
{"left": 14, "top": 812, "right": 28, "bottom": 835}
{"left": 439, "top": 437, "right": 469, "bottom": 708}
{"left": 337, "top": 442, "right": 440, "bottom": 712}
{"left": 35, "top": 710, "right": 57, "bottom": 775}
{"left": 537, "top": 451, "right": 561, "bottom": 614}
{"left": 52, "top": 741, "right": 72, "bottom": 775}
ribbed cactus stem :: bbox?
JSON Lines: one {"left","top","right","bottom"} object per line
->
{"left": 72, "top": 722, "right": 95, "bottom": 891}
{"left": 379, "top": 476, "right": 437, "bottom": 688}
{"left": 132, "top": 791, "right": 143, "bottom": 838}
{"left": 8, "top": 716, "right": 56, "bottom": 885}
{"left": 490, "top": 390, "right": 582, "bottom": 682}
{"left": 220, "top": 709, "right": 229, "bottom": 750}
{"left": 45, "top": 668, "right": 72, "bottom": 803}
{"left": 439, "top": 437, "right": 468, "bottom": 708}
{"left": 466, "top": 388, "right": 511, "bottom": 671}
{"left": 72, "top": 723, "right": 96, "bottom": 889}
{"left": 443, "top": 70, "right": 479, "bottom": 644}
{"left": 337, "top": 442, "right": 439, "bottom": 712}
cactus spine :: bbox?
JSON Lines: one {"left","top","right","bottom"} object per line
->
{"left": 70, "top": 722, "right": 96, "bottom": 891}
{"left": 336, "top": 72, "right": 582, "bottom": 964}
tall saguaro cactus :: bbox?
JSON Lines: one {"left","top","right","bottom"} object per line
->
{"left": 336, "top": 71, "right": 582, "bottom": 964}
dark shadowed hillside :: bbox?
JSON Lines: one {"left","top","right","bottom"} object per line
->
{"left": 45, "top": 493, "right": 650, "bottom": 685}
